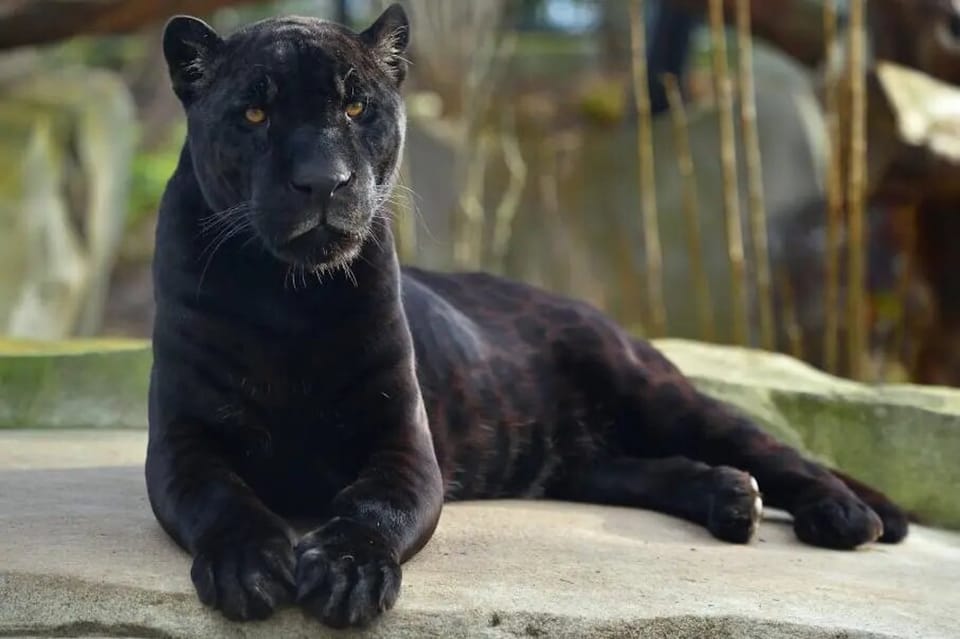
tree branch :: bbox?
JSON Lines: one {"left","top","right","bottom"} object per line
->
{"left": 671, "top": 0, "right": 827, "bottom": 67}
{"left": 0, "top": 0, "right": 261, "bottom": 51}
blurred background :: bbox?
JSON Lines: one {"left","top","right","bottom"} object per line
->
{"left": 2, "top": 0, "right": 960, "bottom": 386}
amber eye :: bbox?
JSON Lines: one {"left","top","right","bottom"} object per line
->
{"left": 345, "top": 101, "right": 365, "bottom": 119}
{"left": 244, "top": 107, "right": 267, "bottom": 124}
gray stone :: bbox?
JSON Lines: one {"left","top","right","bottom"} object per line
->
{"left": 2, "top": 338, "right": 960, "bottom": 530}
{"left": 0, "top": 430, "right": 958, "bottom": 639}
{"left": 657, "top": 339, "right": 960, "bottom": 530}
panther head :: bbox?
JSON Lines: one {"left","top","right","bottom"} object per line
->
{"left": 163, "top": 4, "right": 409, "bottom": 270}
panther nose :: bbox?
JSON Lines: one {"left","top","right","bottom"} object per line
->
{"left": 288, "top": 168, "right": 353, "bottom": 207}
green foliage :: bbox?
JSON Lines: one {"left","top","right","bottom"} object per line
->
{"left": 46, "top": 34, "right": 146, "bottom": 73}
{"left": 514, "top": 31, "right": 593, "bottom": 58}
{"left": 578, "top": 78, "right": 626, "bottom": 125}
{"left": 127, "top": 126, "right": 184, "bottom": 227}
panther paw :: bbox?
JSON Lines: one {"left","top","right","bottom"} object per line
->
{"left": 295, "top": 517, "right": 401, "bottom": 628}
{"left": 191, "top": 524, "right": 296, "bottom": 621}
{"left": 706, "top": 467, "right": 763, "bottom": 544}
{"left": 868, "top": 499, "right": 909, "bottom": 544}
{"left": 793, "top": 493, "right": 883, "bottom": 549}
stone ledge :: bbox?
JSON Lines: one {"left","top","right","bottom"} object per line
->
{"left": 0, "top": 433, "right": 958, "bottom": 639}
{"left": 0, "top": 339, "right": 958, "bottom": 529}
{"left": 0, "top": 338, "right": 149, "bottom": 430}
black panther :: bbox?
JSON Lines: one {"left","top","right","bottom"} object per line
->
{"left": 147, "top": 4, "right": 909, "bottom": 629}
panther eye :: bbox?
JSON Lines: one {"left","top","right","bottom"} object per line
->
{"left": 244, "top": 107, "right": 267, "bottom": 125}
{"left": 345, "top": 101, "right": 365, "bottom": 119}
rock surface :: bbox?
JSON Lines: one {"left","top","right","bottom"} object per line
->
{"left": 2, "top": 338, "right": 958, "bottom": 529}
{"left": 1, "top": 430, "right": 958, "bottom": 639}
{"left": 660, "top": 339, "right": 960, "bottom": 530}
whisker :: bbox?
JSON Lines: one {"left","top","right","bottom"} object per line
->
{"left": 195, "top": 219, "right": 252, "bottom": 298}
{"left": 393, "top": 175, "right": 434, "bottom": 242}
{"left": 341, "top": 260, "right": 358, "bottom": 287}
{"left": 197, "top": 201, "right": 251, "bottom": 235}
{"left": 199, "top": 220, "right": 246, "bottom": 260}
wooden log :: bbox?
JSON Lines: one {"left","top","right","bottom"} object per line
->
{"left": 0, "top": 0, "right": 260, "bottom": 51}
{"left": 670, "top": 0, "right": 826, "bottom": 66}
{"left": 671, "top": 0, "right": 960, "bottom": 88}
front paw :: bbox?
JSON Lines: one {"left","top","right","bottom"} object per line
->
{"left": 295, "top": 517, "right": 402, "bottom": 628}
{"left": 793, "top": 492, "right": 884, "bottom": 549}
{"left": 191, "top": 521, "right": 296, "bottom": 621}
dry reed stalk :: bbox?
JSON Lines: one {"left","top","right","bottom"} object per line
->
{"left": 537, "top": 137, "right": 572, "bottom": 292}
{"left": 393, "top": 162, "right": 418, "bottom": 262}
{"left": 491, "top": 110, "right": 527, "bottom": 270}
{"left": 708, "top": 0, "right": 749, "bottom": 345}
{"left": 736, "top": 0, "right": 774, "bottom": 350}
{"left": 846, "top": 0, "right": 868, "bottom": 379}
{"left": 822, "top": 0, "right": 843, "bottom": 373}
{"left": 455, "top": 133, "right": 490, "bottom": 268}
{"left": 778, "top": 269, "right": 805, "bottom": 359}
{"left": 662, "top": 73, "right": 715, "bottom": 341}
{"left": 889, "top": 203, "right": 918, "bottom": 382}
{"left": 629, "top": 0, "right": 667, "bottom": 336}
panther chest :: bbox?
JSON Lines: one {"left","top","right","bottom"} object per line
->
{"left": 214, "top": 374, "right": 371, "bottom": 516}
{"left": 222, "top": 413, "right": 369, "bottom": 516}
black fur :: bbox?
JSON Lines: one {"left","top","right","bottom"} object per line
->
{"left": 147, "top": 5, "right": 909, "bottom": 629}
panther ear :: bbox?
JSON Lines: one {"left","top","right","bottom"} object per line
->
{"left": 360, "top": 3, "right": 410, "bottom": 85}
{"left": 163, "top": 15, "right": 223, "bottom": 104}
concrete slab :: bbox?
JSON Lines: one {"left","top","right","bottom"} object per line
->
{"left": 0, "top": 430, "right": 958, "bottom": 638}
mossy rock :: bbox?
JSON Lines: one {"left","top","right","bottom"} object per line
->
{"left": 0, "top": 339, "right": 149, "bottom": 430}
{"left": 0, "top": 337, "right": 957, "bottom": 529}
{"left": 656, "top": 339, "right": 960, "bottom": 530}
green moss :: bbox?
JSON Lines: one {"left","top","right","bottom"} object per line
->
{"left": 0, "top": 340, "right": 150, "bottom": 429}
{"left": 775, "top": 394, "right": 960, "bottom": 529}
{"left": 0, "top": 338, "right": 147, "bottom": 354}
{"left": 657, "top": 339, "right": 960, "bottom": 530}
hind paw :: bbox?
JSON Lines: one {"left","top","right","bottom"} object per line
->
{"left": 793, "top": 494, "right": 883, "bottom": 549}
{"left": 706, "top": 467, "right": 763, "bottom": 544}
{"left": 869, "top": 500, "right": 909, "bottom": 544}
